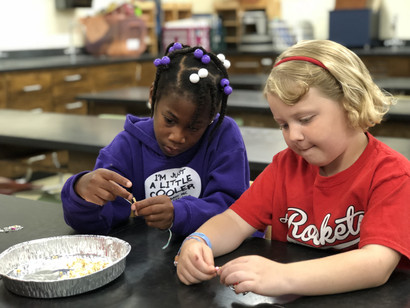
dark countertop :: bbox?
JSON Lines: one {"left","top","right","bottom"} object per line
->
{"left": 0, "top": 110, "right": 288, "bottom": 173}
{"left": 0, "top": 53, "right": 155, "bottom": 72}
{"left": 351, "top": 46, "right": 410, "bottom": 56}
{"left": 77, "top": 86, "right": 410, "bottom": 121}
{"left": 77, "top": 87, "right": 271, "bottom": 113}
{"left": 227, "top": 46, "right": 410, "bottom": 57}
{"left": 0, "top": 194, "right": 409, "bottom": 307}
{"left": 1, "top": 46, "right": 410, "bottom": 73}
{"left": 0, "top": 110, "right": 409, "bottom": 174}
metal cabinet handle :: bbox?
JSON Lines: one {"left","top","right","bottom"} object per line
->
{"left": 30, "top": 108, "right": 43, "bottom": 113}
{"left": 23, "top": 84, "right": 42, "bottom": 92}
{"left": 64, "top": 74, "right": 82, "bottom": 82}
{"left": 65, "top": 101, "right": 83, "bottom": 110}
{"left": 261, "top": 58, "right": 273, "bottom": 67}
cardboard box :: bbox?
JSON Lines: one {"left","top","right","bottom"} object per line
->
{"left": 335, "top": 0, "right": 381, "bottom": 11}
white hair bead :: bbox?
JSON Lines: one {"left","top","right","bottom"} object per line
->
{"left": 223, "top": 60, "right": 231, "bottom": 69}
{"left": 198, "top": 68, "right": 208, "bottom": 78}
{"left": 189, "top": 73, "right": 200, "bottom": 83}
{"left": 217, "top": 54, "right": 226, "bottom": 62}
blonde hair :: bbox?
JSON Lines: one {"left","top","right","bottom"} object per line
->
{"left": 264, "top": 40, "right": 395, "bottom": 130}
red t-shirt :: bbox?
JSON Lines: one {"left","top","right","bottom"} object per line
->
{"left": 231, "top": 133, "right": 410, "bottom": 265}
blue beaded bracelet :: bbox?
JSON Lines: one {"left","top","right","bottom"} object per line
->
{"left": 174, "top": 232, "right": 212, "bottom": 267}
{"left": 189, "top": 232, "right": 212, "bottom": 249}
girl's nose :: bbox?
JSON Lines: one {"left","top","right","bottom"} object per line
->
{"left": 169, "top": 127, "right": 186, "bottom": 144}
{"left": 288, "top": 125, "right": 304, "bottom": 142}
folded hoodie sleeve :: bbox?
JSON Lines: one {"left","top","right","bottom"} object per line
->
{"left": 171, "top": 120, "right": 250, "bottom": 235}
{"left": 61, "top": 134, "right": 134, "bottom": 234}
{"left": 61, "top": 172, "right": 131, "bottom": 234}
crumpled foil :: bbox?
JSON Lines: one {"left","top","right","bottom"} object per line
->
{"left": 0, "top": 235, "right": 131, "bottom": 298}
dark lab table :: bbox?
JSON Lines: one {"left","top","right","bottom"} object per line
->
{"left": 387, "top": 96, "right": 410, "bottom": 121}
{"left": 0, "top": 194, "right": 409, "bottom": 307}
{"left": 374, "top": 77, "right": 410, "bottom": 95}
{"left": 229, "top": 74, "right": 410, "bottom": 95}
{"left": 76, "top": 86, "right": 152, "bottom": 116}
{"left": 0, "top": 110, "right": 408, "bottom": 176}
{"left": 229, "top": 74, "right": 410, "bottom": 94}
{"left": 76, "top": 87, "right": 271, "bottom": 114}
{"left": 76, "top": 86, "right": 151, "bottom": 107}
{"left": 0, "top": 54, "right": 154, "bottom": 73}
{"left": 77, "top": 86, "right": 410, "bottom": 120}
{"left": 230, "top": 74, "right": 269, "bottom": 90}
{"left": 0, "top": 110, "right": 286, "bottom": 176}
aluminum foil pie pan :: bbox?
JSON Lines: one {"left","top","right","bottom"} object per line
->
{"left": 0, "top": 235, "right": 131, "bottom": 298}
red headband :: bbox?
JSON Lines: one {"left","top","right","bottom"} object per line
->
{"left": 274, "top": 56, "right": 328, "bottom": 70}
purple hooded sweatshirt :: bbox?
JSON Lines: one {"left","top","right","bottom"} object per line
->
{"left": 61, "top": 114, "right": 250, "bottom": 236}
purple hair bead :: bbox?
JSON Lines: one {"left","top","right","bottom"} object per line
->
{"left": 161, "top": 56, "right": 171, "bottom": 65}
{"left": 153, "top": 58, "right": 162, "bottom": 67}
{"left": 194, "top": 49, "right": 203, "bottom": 58}
{"left": 173, "top": 42, "right": 183, "bottom": 50}
{"left": 223, "top": 86, "right": 233, "bottom": 95}
{"left": 220, "top": 78, "right": 230, "bottom": 87}
{"left": 201, "top": 54, "right": 211, "bottom": 64}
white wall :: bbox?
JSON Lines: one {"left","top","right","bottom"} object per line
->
{"left": 281, "top": 0, "right": 410, "bottom": 40}
{"left": 0, "top": 0, "right": 114, "bottom": 51}
{"left": 0, "top": 0, "right": 409, "bottom": 51}
{"left": 378, "top": 0, "right": 410, "bottom": 39}
{"left": 281, "top": 0, "right": 335, "bottom": 40}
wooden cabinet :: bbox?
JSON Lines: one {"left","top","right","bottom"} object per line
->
{"left": 5, "top": 70, "right": 53, "bottom": 111}
{"left": 88, "top": 62, "right": 138, "bottom": 92}
{"left": 86, "top": 62, "right": 139, "bottom": 115}
{"left": 1, "top": 61, "right": 140, "bottom": 115}
{"left": 228, "top": 54, "right": 274, "bottom": 75}
{"left": 360, "top": 56, "right": 410, "bottom": 78}
{"left": 0, "top": 60, "right": 144, "bottom": 178}
{"left": 135, "top": 60, "right": 156, "bottom": 87}
{"left": 52, "top": 68, "right": 91, "bottom": 114}
{"left": 0, "top": 75, "right": 5, "bottom": 109}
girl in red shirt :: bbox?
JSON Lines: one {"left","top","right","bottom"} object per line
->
{"left": 175, "top": 39, "right": 410, "bottom": 297}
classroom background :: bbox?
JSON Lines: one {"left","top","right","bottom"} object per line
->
{"left": 0, "top": 0, "right": 409, "bottom": 200}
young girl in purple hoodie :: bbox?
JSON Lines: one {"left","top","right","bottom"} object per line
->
{"left": 61, "top": 42, "right": 250, "bottom": 238}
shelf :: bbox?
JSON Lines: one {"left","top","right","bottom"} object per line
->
{"left": 214, "top": 2, "right": 242, "bottom": 48}
{"left": 214, "top": 0, "right": 281, "bottom": 49}
{"left": 134, "top": 1, "right": 158, "bottom": 55}
{"left": 162, "top": 3, "right": 192, "bottom": 22}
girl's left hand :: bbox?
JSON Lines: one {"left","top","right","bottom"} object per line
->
{"left": 218, "top": 255, "right": 287, "bottom": 296}
{"left": 132, "top": 195, "right": 174, "bottom": 230}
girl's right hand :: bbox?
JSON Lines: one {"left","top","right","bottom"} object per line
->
{"left": 176, "top": 238, "right": 217, "bottom": 285}
{"left": 74, "top": 168, "right": 133, "bottom": 206}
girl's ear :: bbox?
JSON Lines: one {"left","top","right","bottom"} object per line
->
{"left": 148, "top": 82, "right": 154, "bottom": 109}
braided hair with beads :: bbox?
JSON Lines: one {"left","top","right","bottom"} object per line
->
{"left": 151, "top": 42, "right": 232, "bottom": 137}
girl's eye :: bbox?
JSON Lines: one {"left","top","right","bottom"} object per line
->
{"left": 189, "top": 126, "right": 200, "bottom": 133}
{"left": 164, "top": 116, "right": 174, "bottom": 125}
{"left": 300, "top": 116, "right": 314, "bottom": 124}
{"left": 278, "top": 123, "right": 288, "bottom": 130}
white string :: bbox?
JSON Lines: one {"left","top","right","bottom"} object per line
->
{"left": 162, "top": 229, "right": 173, "bottom": 249}
{"left": 162, "top": 223, "right": 173, "bottom": 249}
